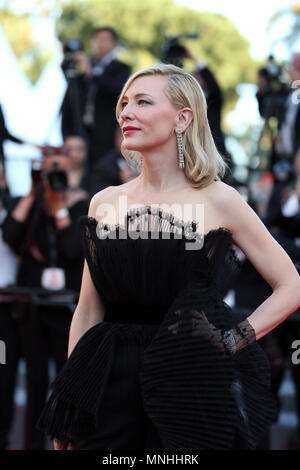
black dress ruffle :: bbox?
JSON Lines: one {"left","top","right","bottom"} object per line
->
{"left": 37, "top": 207, "right": 277, "bottom": 450}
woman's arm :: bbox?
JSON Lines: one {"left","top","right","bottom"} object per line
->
{"left": 220, "top": 182, "right": 300, "bottom": 341}
{"left": 67, "top": 187, "right": 114, "bottom": 357}
{"left": 68, "top": 259, "right": 105, "bottom": 356}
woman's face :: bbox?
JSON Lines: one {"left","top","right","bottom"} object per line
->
{"left": 119, "top": 75, "right": 178, "bottom": 153}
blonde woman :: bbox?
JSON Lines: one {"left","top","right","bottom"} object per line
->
{"left": 38, "top": 64, "right": 300, "bottom": 450}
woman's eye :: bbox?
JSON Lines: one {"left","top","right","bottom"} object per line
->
{"left": 121, "top": 102, "right": 128, "bottom": 109}
{"left": 138, "top": 99, "right": 151, "bottom": 105}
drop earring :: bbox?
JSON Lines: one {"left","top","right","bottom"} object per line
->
{"left": 176, "top": 128, "right": 184, "bottom": 169}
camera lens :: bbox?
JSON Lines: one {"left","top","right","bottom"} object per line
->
{"left": 47, "top": 163, "right": 68, "bottom": 191}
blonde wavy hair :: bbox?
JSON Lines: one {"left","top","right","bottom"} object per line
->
{"left": 116, "top": 63, "right": 229, "bottom": 189}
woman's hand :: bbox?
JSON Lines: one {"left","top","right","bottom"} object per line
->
{"left": 168, "top": 309, "right": 256, "bottom": 356}
{"left": 168, "top": 309, "right": 223, "bottom": 345}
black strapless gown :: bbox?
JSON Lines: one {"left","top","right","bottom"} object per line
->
{"left": 37, "top": 205, "right": 277, "bottom": 450}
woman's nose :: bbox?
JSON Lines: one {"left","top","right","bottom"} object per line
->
{"left": 119, "top": 105, "right": 135, "bottom": 123}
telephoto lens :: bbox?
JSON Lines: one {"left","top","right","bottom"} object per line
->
{"left": 47, "top": 162, "right": 68, "bottom": 191}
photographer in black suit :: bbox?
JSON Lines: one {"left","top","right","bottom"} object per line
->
{"left": 61, "top": 27, "right": 131, "bottom": 178}
{"left": 1, "top": 147, "right": 88, "bottom": 449}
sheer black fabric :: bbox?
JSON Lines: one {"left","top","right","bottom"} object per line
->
{"left": 37, "top": 206, "right": 277, "bottom": 450}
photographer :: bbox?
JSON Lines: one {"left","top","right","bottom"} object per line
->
{"left": 3, "top": 147, "right": 88, "bottom": 290}
{"left": 1, "top": 147, "right": 88, "bottom": 449}
{"left": 60, "top": 27, "right": 131, "bottom": 174}
{"left": 256, "top": 56, "right": 289, "bottom": 121}
{"left": 60, "top": 39, "right": 87, "bottom": 141}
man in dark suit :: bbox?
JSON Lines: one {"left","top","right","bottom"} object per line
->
{"left": 1, "top": 147, "right": 89, "bottom": 449}
{"left": 61, "top": 27, "right": 131, "bottom": 179}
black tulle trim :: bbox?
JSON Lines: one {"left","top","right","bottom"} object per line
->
{"left": 37, "top": 394, "right": 96, "bottom": 442}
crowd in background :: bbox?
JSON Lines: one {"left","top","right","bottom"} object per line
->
{"left": 0, "top": 25, "right": 300, "bottom": 450}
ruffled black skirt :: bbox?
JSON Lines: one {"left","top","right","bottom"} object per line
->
{"left": 37, "top": 291, "right": 277, "bottom": 450}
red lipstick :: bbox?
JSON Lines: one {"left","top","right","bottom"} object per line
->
{"left": 123, "top": 126, "right": 141, "bottom": 135}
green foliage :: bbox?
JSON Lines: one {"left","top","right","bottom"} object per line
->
{"left": 0, "top": 6, "right": 53, "bottom": 84}
{"left": 21, "top": 47, "right": 53, "bottom": 84}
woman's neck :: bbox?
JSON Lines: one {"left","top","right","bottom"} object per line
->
{"left": 136, "top": 148, "right": 189, "bottom": 193}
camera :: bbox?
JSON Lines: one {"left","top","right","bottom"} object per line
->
{"left": 161, "top": 33, "right": 199, "bottom": 68}
{"left": 64, "top": 38, "right": 83, "bottom": 54}
{"left": 46, "top": 162, "right": 68, "bottom": 192}
{"left": 259, "top": 56, "right": 283, "bottom": 92}
{"left": 61, "top": 38, "right": 84, "bottom": 78}
{"left": 257, "top": 55, "right": 288, "bottom": 120}
{"left": 41, "top": 146, "right": 69, "bottom": 192}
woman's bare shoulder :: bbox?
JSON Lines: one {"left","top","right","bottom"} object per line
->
{"left": 88, "top": 180, "right": 136, "bottom": 217}
{"left": 89, "top": 186, "right": 118, "bottom": 217}
{"left": 207, "top": 180, "right": 263, "bottom": 236}
{"left": 203, "top": 180, "right": 244, "bottom": 229}
{"left": 206, "top": 180, "right": 239, "bottom": 200}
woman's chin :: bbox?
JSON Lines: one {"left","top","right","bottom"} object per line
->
{"left": 123, "top": 144, "right": 142, "bottom": 152}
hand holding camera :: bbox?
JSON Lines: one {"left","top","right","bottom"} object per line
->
{"left": 74, "top": 51, "right": 93, "bottom": 76}
{"left": 41, "top": 147, "right": 71, "bottom": 225}
{"left": 43, "top": 179, "right": 67, "bottom": 218}
{"left": 29, "top": 147, "right": 71, "bottom": 224}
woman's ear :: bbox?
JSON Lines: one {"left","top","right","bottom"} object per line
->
{"left": 176, "top": 107, "right": 194, "bottom": 132}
